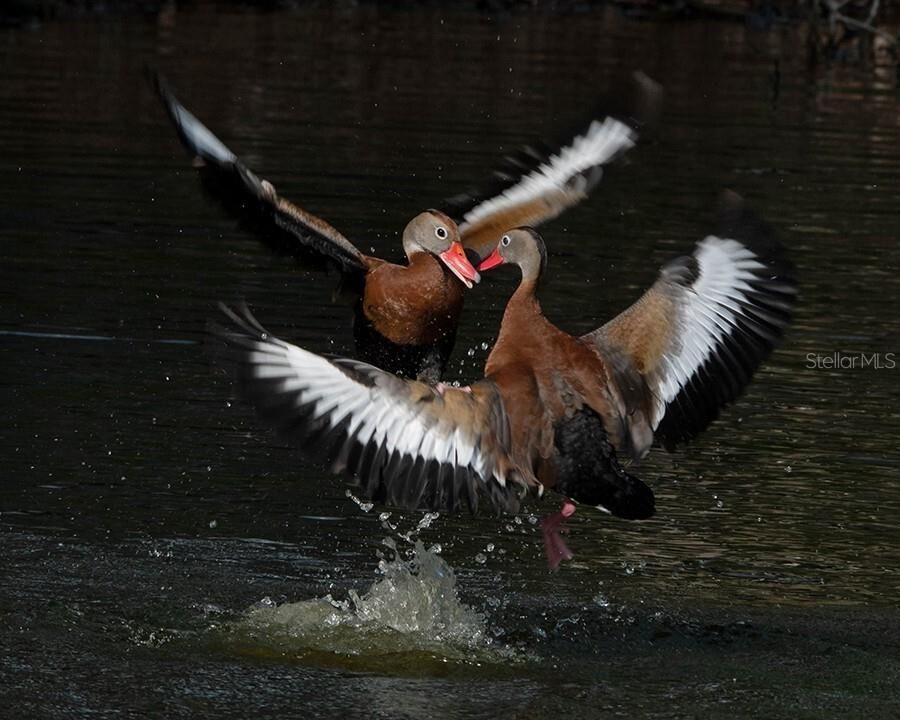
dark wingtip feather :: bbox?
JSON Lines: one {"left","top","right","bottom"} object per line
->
{"left": 211, "top": 301, "right": 269, "bottom": 344}
{"left": 628, "top": 71, "right": 665, "bottom": 133}
{"left": 715, "top": 190, "right": 798, "bottom": 289}
{"left": 150, "top": 70, "right": 235, "bottom": 167}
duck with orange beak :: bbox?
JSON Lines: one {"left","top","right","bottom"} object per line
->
{"left": 152, "top": 72, "right": 640, "bottom": 381}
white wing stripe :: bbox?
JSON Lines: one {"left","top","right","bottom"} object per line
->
{"left": 255, "top": 340, "right": 492, "bottom": 479}
{"left": 222, "top": 304, "right": 527, "bottom": 512}
{"left": 651, "top": 235, "right": 778, "bottom": 426}
{"left": 169, "top": 100, "right": 238, "bottom": 165}
{"left": 459, "top": 117, "right": 636, "bottom": 229}
{"left": 347, "top": 406, "right": 380, "bottom": 449}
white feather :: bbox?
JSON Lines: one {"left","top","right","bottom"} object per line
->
{"left": 650, "top": 235, "right": 769, "bottom": 426}
{"left": 459, "top": 117, "right": 636, "bottom": 231}
{"left": 171, "top": 100, "right": 238, "bottom": 165}
{"left": 227, "top": 316, "right": 526, "bottom": 509}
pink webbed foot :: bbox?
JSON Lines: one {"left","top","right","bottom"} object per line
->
{"left": 541, "top": 500, "right": 577, "bottom": 571}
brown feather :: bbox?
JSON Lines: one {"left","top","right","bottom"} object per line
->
{"left": 461, "top": 192, "right": 573, "bottom": 259}
{"left": 271, "top": 192, "right": 367, "bottom": 269}
{"left": 362, "top": 253, "right": 465, "bottom": 346}
{"left": 483, "top": 280, "right": 630, "bottom": 491}
{"left": 587, "top": 285, "right": 678, "bottom": 376}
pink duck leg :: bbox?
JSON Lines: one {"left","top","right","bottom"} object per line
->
{"left": 541, "top": 499, "right": 577, "bottom": 570}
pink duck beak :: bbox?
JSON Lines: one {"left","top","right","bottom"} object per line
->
{"left": 439, "top": 241, "right": 481, "bottom": 289}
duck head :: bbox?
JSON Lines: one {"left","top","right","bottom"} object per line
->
{"left": 477, "top": 227, "right": 547, "bottom": 282}
{"left": 402, "top": 210, "right": 481, "bottom": 289}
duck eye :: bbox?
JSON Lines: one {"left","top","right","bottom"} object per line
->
{"left": 501, "top": 235, "right": 511, "bottom": 247}
{"left": 435, "top": 226, "right": 448, "bottom": 240}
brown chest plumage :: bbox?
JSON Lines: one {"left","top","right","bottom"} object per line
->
{"left": 362, "top": 253, "right": 465, "bottom": 346}
{"left": 484, "top": 284, "right": 621, "bottom": 488}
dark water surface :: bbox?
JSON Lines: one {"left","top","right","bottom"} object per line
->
{"left": 2, "top": 4, "right": 900, "bottom": 718}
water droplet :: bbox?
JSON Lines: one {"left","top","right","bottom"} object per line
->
{"left": 197, "top": 602, "right": 225, "bottom": 617}
{"left": 486, "top": 543, "right": 495, "bottom": 553}
{"left": 417, "top": 511, "right": 440, "bottom": 531}
{"left": 474, "top": 552, "right": 487, "bottom": 565}
{"left": 208, "top": 519, "right": 217, "bottom": 529}
{"left": 785, "top": 465, "right": 792, "bottom": 473}
{"left": 345, "top": 490, "right": 374, "bottom": 512}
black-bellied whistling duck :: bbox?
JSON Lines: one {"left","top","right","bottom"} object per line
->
{"left": 215, "top": 194, "right": 795, "bottom": 569}
{"left": 153, "top": 72, "right": 642, "bottom": 381}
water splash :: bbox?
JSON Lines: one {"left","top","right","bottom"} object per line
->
{"left": 344, "top": 539, "right": 485, "bottom": 642}
{"left": 217, "top": 541, "right": 520, "bottom": 670}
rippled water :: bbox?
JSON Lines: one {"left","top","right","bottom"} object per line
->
{"left": 2, "top": 3, "right": 900, "bottom": 718}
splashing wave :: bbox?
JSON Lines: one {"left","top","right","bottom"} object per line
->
{"left": 217, "top": 541, "right": 523, "bottom": 671}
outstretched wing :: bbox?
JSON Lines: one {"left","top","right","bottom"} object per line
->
{"left": 152, "top": 72, "right": 369, "bottom": 274}
{"left": 583, "top": 194, "right": 797, "bottom": 452}
{"left": 446, "top": 117, "right": 638, "bottom": 260}
{"left": 215, "top": 304, "right": 534, "bottom": 513}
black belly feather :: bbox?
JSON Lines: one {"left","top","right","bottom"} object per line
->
{"left": 553, "top": 408, "right": 655, "bottom": 520}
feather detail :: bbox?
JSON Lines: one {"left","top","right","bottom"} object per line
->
{"left": 214, "top": 304, "right": 533, "bottom": 513}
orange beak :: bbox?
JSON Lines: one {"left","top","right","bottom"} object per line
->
{"left": 438, "top": 241, "right": 481, "bottom": 289}
{"left": 477, "top": 248, "right": 505, "bottom": 272}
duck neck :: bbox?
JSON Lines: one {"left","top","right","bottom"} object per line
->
{"left": 505, "top": 277, "right": 542, "bottom": 321}
{"left": 406, "top": 249, "right": 437, "bottom": 272}
{"left": 406, "top": 251, "right": 466, "bottom": 308}
{"left": 489, "top": 277, "right": 544, "bottom": 361}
